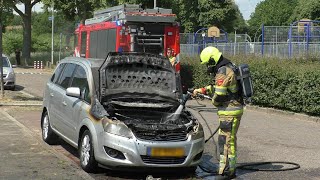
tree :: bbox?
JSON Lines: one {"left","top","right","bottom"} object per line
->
{"left": 232, "top": 4, "right": 248, "bottom": 34}
{"left": 290, "top": 0, "right": 320, "bottom": 21}
{"left": 42, "top": 0, "right": 106, "bottom": 24}
{"left": 44, "top": 0, "right": 245, "bottom": 35}
{"left": 0, "top": 0, "right": 13, "bottom": 98}
{"left": 7, "top": 14, "right": 22, "bottom": 26}
{"left": 31, "top": 11, "right": 75, "bottom": 50}
{"left": 248, "top": 0, "right": 298, "bottom": 33}
{"left": 175, "top": 0, "right": 199, "bottom": 33}
{"left": 197, "top": 0, "right": 240, "bottom": 33}
{"left": 8, "top": 0, "right": 41, "bottom": 66}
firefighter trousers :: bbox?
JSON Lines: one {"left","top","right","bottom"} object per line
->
{"left": 218, "top": 115, "right": 242, "bottom": 175}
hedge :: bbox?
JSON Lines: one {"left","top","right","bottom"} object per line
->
{"left": 180, "top": 55, "right": 320, "bottom": 116}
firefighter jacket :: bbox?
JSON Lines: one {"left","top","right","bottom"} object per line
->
{"left": 169, "top": 56, "right": 176, "bottom": 66}
{"left": 198, "top": 58, "right": 244, "bottom": 116}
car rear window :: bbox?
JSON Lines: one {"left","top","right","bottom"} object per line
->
{"left": 2, "top": 57, "right": 10, "bottom": 67}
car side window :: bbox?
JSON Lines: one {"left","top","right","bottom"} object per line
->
{"left": 51, "top": 63, "right": 65, "bottom": 84}
{"left": 57, "top": 63, "right": 77, "bottom": 89}
{"left": 71, "top": 65, "right": 91, "bottom": 104}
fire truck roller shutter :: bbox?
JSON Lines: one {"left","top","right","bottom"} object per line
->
{"left": 89, "top": 29, "right": 116, "bottom": 59}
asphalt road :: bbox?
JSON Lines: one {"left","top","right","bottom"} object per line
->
{"left": 2, "top": 68, "right": 320, "bottom": 180}
{"left": 15, "top": 68, "right": 52, "bottom": 98}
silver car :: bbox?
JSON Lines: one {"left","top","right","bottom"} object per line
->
{"left": 1, "top": 54, "right": 15, "bottom": 90}
{"left": 41, "top": 52, "right": 204, "bottom": 173}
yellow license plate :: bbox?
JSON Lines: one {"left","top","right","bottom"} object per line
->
{"left": 148, "top": 147, "right": 185, "bottom": 157}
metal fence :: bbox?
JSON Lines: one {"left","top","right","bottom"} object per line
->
{"left": 180, "top": 42, "right": 320, "bottom": 58}
{"left": 180, "top": 23, "right": 320, "bottom": 58}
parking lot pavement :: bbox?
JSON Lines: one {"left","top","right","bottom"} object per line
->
{"left": 0, "top": 108, "right": 93, "bottom": 180}
{"left": 3, "top": 99, "right": 320, "bottom": 179}
{"left": 187, "top": 100, "right": 320, "bottom": 180}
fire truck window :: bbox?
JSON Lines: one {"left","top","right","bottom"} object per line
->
{"left": 90, "top": 31, "right": 98, "bottom": 58}
{"left": 107, "top": 28, "right": 116, "bottom": 53}
{"left": 74, "top": 34, "right": 78, "bottom": 51}
{"left": 97, "top": 30, "right": 108, "bottom": 58}
{"left": 81, "top": 32, "right": 87, "bottom": 57}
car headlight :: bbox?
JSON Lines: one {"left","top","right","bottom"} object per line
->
{"left": 103, "top": 121, "right": 133, "bottom": 138}
{"left": 8, "top": 72, "right": 15, "bottom": 78}
{"left": 191, "top": 123, "right": 205, "bottom": 140}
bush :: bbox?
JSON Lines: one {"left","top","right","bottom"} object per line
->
{"left": 180, "top": 55, "right": 214, "bottom": 89}
{"left": 180, "top": 55, "right": 320, "bottom": 116}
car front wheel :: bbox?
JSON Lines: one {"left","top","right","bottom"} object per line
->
{"left": 79, "top": 130, "right": 98, "bottom": 172}
{"left": 41, "top": 111, "right": 58, "bottom": 145}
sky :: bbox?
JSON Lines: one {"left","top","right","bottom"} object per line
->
{"left": 234, "top": 0, "right": 264, "bottom": 20}
{"left": 16, "top": 0, "right": 264, "bottom": 20}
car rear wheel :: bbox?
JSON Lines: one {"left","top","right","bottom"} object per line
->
{"left": 41, "top": 111, "right": 58, "bottom": 145}
{"left": 79, "top": 130, "right": 98, "bottom": 172}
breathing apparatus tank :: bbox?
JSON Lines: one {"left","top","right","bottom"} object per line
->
{"left": 228, "top": 63, "right": 254, "bottom": 101}
{"left": 230, "top": 63, "right": 254, "bottom": 102}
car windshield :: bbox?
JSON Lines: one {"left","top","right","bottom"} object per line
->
{"left": 2, "top": 57, "right": 10, "bottom": 67}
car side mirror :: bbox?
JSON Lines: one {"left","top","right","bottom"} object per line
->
{"left": 66, "top": 87, "right": 81, "bottom": 98}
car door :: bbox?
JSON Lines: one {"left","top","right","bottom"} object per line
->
{"left": 61, "top": 64, "right": 91, "bottom": 142}
{"left": 54, "top": 63, "right": 77, "bottom": 136}
{"left": 46, "top": 63, "right": 66, "bottom": 129}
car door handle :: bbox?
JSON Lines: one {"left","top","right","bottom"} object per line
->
{"left": 62, "top": 101, "right": 67, "bottom": 106}
{"left": 50, "top": 93, "right": 54, "bottom": 97}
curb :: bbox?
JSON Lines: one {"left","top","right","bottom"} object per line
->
{"left": 246, "top": 105, "right": 320, "bottom": 123}
{"left": 16, "top": 72, "right": 43, "bottom": 74}
{"left": 15, "top": 72, "right": 52, "bottom": 75}
{"left": 0, "top": 101, "right": 43, "bottom": 106}
{"left": 0, "top": 109, "right": 95, "bottom": 180}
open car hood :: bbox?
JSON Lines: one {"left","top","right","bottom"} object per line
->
{"left": 99, "top": 52, "right": 181, "bottom": 107}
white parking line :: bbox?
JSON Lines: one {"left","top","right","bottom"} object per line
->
{"left": 20, "top": 90, "right": 35, "bottom": 98}
{"left": 17, "top": 72, "right": 43, "bottom": 75}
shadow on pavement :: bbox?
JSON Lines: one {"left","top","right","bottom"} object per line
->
{"left": 14, "top": 85, "right": 25, "bottom": 91}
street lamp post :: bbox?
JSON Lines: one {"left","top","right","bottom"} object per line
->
{"left": 51, "top": 0, "right": 54, "bottom": 66}
{"left": 234, "top": 29, "right": 237, "bottom": 56}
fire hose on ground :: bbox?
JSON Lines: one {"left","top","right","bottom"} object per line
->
{"left": 185, "top": 91, "right": 300, "bottom": 174}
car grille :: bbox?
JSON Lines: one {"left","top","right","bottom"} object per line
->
{"left": 134, "top": 131, "right": 188, "bottom": 142}
{"left": 141, "top": 156, "right": 186, "bottom": 164}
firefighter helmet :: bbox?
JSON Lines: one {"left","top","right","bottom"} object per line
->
{"left": 200, "top": 46, "right": 222, "bottom": 65}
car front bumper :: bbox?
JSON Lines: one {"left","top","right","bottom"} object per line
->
{"left": 95, "top": 131, "right": 204, "bottom": 170}
{"left": 2, "top": 74, "right": 15, "bottom": 88}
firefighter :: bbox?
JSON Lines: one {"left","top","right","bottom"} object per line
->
{"left": 166, "top": 48, "right": 176, "bottom": 66}
{"left": 193, "top": 46, "right": 243, "bottom": 180}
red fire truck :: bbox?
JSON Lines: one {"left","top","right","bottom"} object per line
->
{"left": 74, "top": 4, "right": 180, "bottom": 72}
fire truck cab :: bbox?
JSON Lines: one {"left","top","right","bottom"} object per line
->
{"left": 74, "top": 4, "right": 180, "bottom": 71}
